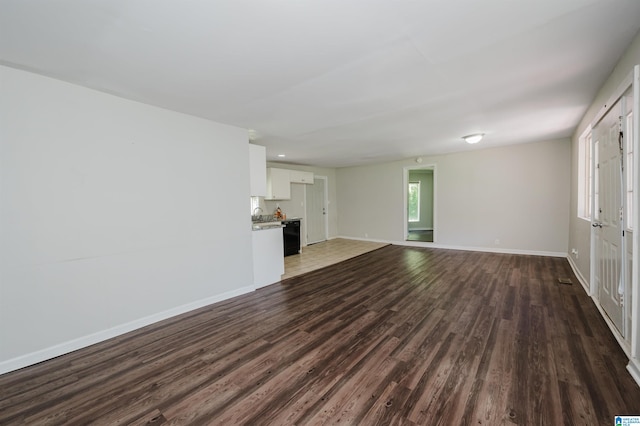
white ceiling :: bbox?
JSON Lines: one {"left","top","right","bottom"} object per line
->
{"left": 2, "top": 1, "right": 640, "bottom": 167}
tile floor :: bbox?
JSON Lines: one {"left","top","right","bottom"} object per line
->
{"left": 406, "top": 230, "right": 434, "bottom": 242}
{"left": 282, "top": 238, "right": 389, "bottom": 280}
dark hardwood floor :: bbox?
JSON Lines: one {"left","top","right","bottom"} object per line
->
{"left": 1, "top": 245, "right": 639, "bottom": 425}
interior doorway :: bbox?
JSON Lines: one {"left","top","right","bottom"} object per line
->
{"left": 306, "top": 176, "right": 328, "bottom": 245}
{"left": 404, "top": 165, "right": 436, "bottom": 242}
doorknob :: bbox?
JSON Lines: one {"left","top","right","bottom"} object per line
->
{"left": 592, "top": 222, "right": 603, "bottom": 228}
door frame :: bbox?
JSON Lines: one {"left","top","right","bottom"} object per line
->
{"left": 632, "top": 65, "right": 640, "bottom": 360}
{"left": 592, "top": 97, "right": 626, "bottom": 335}
{"left": 589, "top": 65, "right": 639, "bottom": 349}
{"left": 403, "top": 164, "right": 437, "bottom": 243}
{"left": 305, "top": 175, "right": 329, "bottom": 245}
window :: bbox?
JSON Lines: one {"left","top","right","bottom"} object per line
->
{"left": 577, "top": 127, "right": 593, "bottom": 220}
{"left": 626, "top": 111, "right": 634, "bottom": 230}
{"left": 408, "top": 181, "right": 420, "bottom": 222}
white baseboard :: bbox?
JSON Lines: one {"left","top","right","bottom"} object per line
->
{"left": 566, "top": 255, "right": 633, "bottom": 361}
{"left": 591, "top": 294, "right": 632, "bottom": 358}
{"left": 566, "top": 255, "right": 591, "bottom": 295}
{"left": 335, "top": 235, "right": 567, "bottom": 258}
{"left": 628, "top": 359, "right": 640, "bottom": 388}
{"left": 0, "top": 285, "right": 254, "bottom": 375}
{"left": 567, "top": 255, "right": 640, "bottom": 388}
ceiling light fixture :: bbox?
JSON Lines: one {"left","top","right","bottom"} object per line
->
{"left": 463, "top": 133, "right": 484, "bottom": 144}
{"left": 277, "top": 154, "right": 286, "bottom": 158}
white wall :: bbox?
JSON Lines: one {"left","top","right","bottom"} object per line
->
{"left": 0, "top": 66, "right": 254, "bottom": 372}
{"left": 337, "top": 139, "right": 571, "bottom": 255}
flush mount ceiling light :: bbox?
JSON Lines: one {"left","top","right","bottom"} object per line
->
{"left": 462, "top": 133, "right": 484, "bottom": 144}
{"left": 277, "top": 154, "right": 286, "bottom": 158}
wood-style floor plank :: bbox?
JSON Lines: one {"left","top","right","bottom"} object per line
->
{"left": 1, "top": 245, "right": 639, "bottom": 425}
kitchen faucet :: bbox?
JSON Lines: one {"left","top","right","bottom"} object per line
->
{"left": 252, "top": 207, "right": 263, "bottom": 219}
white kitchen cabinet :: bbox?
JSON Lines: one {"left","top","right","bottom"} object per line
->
{"left": 289, "top": 170, "right": 314, "bottom": 184}
{"left": 249, "top": 144, "right": 267, "bottom": 196}
{"left": 252, "top": 227, "right": 284, "bottom": 289}
{"left": 266, "top": 167, "right": 291, "bottom": 200}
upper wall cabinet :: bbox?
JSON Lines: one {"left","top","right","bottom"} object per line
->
{"left": 249, "top": 144, "right": 267, "bottom": 196}
{"left": 289, "top": 170, "right": 314, "bottom": 184}
{"left": 266, "top": 168, "right": 291, "bottom": 200}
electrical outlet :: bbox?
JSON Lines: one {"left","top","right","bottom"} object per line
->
{"left": 494, "top": 239, "right": 500, "bottom": 245}
{"left": 365, "top": 233, "right": 369, "bottom": 238}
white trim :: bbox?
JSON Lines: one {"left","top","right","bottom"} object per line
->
{"left": 335, "top": 235, "right": 566, "bottom": 257}
{"left": 631, "top": 65, "right": 640, "bottom": 360}
{"left": 567, "top": 255, "right": 591, "bottom": 295}
{"left": 577, "top": 125, "right": 593, "bottom": 221}
{"left": 589, "top": 124, "right": 598, "bottom": 296}
{"left": 577, "top": 215, "right": 592, "bottom": 224}
{"left": 567, "top": 254, "right": 636, "bottom": 371}
{"left": 592, "top": 69, "right": 634, "bottom": 127}
{"left": 567, "top": 255, "right": 631, "bottom": 355}
{"left": 0, "top": 285, "right": 254, "bottom": 375}
{"left": 592, "top": 292, "right": 632, "bottom": 358}
{"left": 302, "top": 183, "right": 307, "bottom": 247}
{"left": 628, "top": 358, "right": 640, "bottom": 388}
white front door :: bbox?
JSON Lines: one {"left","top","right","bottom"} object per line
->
{"left": 594, "top": 99, "right": 625, "bottom": 335}
{"left": 306, "top": 177, "right": 327, "bottom": 244}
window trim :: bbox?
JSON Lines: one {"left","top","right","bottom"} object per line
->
{"left": 577, "top": 126, "right": 593, "bottom": 222}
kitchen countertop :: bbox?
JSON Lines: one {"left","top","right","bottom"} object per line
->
{"left": 252, "top": 221, "right": 284, "bottom": 231}
{"left": 251, "top": 216, "right": 301, "bottom": 231}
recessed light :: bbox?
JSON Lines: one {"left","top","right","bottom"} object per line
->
{"left": 277, "top": 154, "right": 286, "bottom": 158}
{"left": 462, "top": 133, "right": 484, "bottom": 144}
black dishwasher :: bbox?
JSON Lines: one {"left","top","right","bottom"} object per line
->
{"left": 282, "top": 219, "right": 301, "bottom": 256}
